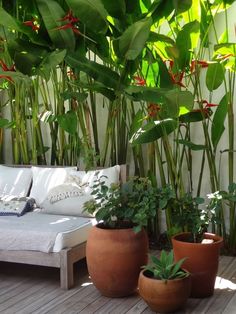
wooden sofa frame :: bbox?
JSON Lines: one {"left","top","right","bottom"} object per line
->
{"left": 0, "top": 164, "right": 127, "bottom": 289}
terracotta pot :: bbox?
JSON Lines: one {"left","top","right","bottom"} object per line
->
{"left": 172, "top": 232, "right": 223, "bottom": 298}
{"left": 138, "top": 269, "right": 191, "bottom": 313}
{"left": 86, "top": 224, "right": 149, "bottom": 297}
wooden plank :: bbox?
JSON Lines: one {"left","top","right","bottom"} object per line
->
{"left": 34, "top": 284, "right": 97, "bottom": 314}
{"left": 125, "top": 299, "right": 149, "bottom": 314}
{"left": 0, "top": 250, "right": 60, "bottom": 267}
{"left": 0, "top": 254, "right": 235, "bottom": 314}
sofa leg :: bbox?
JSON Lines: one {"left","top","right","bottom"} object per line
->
{"left": 60, "top": 249, "right": 74, "bottom": 289}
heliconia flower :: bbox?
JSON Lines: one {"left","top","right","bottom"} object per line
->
{"left": 217, "top": 53, "right": 234, "bottom": 61}
{"left": 190, "top": 60, "right": 209, "bottom": 73}
{"left": 58, "top": 10, "right": 79, "bottom": 24}
{"left": 133, "top": 76, "right": 146, "bottom": 86}
{"left": 23, "top": 18, "right": 40, "bottom": 31}
{"left": 202, "top": 100, "right": 219, "bottom": 108}
{"left": 170, "top": 71, "right": 186, "bottom": 88}
{"left": 55, "top": 10, "right": 80, "bottom": 35}
{"left": 0, "top": 60, "right": 15, "bottom": 72}
{"left": 0, "top": 74, "right": 14, "bottom": 82}
{"left": 148, "top": 103, "right": 160, "bottom": 117}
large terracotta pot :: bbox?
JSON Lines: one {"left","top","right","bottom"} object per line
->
{"left": 86, "top": 224, "right": 149, "bottom": 297}
{"left": 138, "top": 269, "right": 191, "bottom": 313}
{"left": 172, "top": 232, "right": 223, "bottom": 298}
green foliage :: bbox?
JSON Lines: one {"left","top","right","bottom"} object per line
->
{"left": 170, "top": 193, "right": 215, "bottom": 243}
{"left": 143, "top": 250, "right": 188, "bottom": 281}
{"left": 84, "top": 176, "right": 174, "bottom": 232}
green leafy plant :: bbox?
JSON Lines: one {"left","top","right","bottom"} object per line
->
{"left": 84, "top": 175, "right": 174, "bottom": 233}
{"left": 142, "top": 250, "right": 188, "bottom": 281}
{"left": 170, "top": 193, "right": 217, "bottom": 243}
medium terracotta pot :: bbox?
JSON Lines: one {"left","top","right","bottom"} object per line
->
{"left": 138, "top": 269, "right": 191, "bottom": 313}
{"left": 86, "top": 224, "right": 149, "bottom": 297}
{"left": 172, "top": 232, "right": 223, "bottom": 298}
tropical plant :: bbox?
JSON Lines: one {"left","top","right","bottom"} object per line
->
{"left": 142, "top": 250, "right": 188, "bottom": 281}
{"left": 84, "top": 175, "right": 174, "bottom": 233}
{"left": 169, "top": 193, "right": 218, "bottom": 243}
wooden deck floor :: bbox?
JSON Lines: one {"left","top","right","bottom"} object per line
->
{"left": 0, "top": 255, "right": 236, "bottom": 313}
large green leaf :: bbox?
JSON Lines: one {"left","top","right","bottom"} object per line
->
{"left": 0, "top": 118, "right": 14, "bottom": 128}
{"left": 162, "top": 90, "right": 194, "bottom": 118}
{"left": 130, "top": 118, "right": 177, "bottom": 145}
{"left": 129, "top": 110, "right": 144, "bottom": 137}
{"left": 173, "top": 0, "right": 193, "bottom": 14}
{"left": 100, "top": 0, "right": 126, "bottom": 18}
{"left": 38, "top": 49, "right": 67, "bottom": 81}
{"left": 66, "top": 53, "right": 122, "bottom": 90}
{"left": 179, "top": 109, "right": 212, "bottom": 123}
{"left": 176, "top": 20, "right": 200, "bottom": 70}
{"left": 8, "top": 39, "right": 49, "bottom": 76}
{"left": 118, "top": 17, "right": 152, "bottom": 60}
{"left": 206, "top": 62, "right": 225, "bottom": 91}
{"left": 57, "top": 110, "right": 77, "bottom": 134}
{"left": 65, "top": 0, "right": 108, "bottom": 34}
{"left": 176, "top": 139, "right": 206, "bottom": 151}
{"left": 211, "top": 93, "right": 229, "bottom": 150}
{"left": 125, "top": 85, "right": 166, "bottom": 103}
{"left": 36, "top": 0, "right": 75, "bottom": 51}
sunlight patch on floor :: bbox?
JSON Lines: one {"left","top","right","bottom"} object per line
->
{"left": 215, "top": 276, "right": 236, "bottom": 290}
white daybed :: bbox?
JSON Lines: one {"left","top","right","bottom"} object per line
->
{"left": 0, "top": 164, "right": 126, "bottom": 289}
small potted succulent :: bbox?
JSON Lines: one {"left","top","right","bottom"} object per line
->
{"left": 138, "top": 250, "right": 191, "bottom": 313}
{"left": 170, "top": 193, "right": 223, "bottom": 297}
{"left": 84, "top": 176, "right": 174, "bottom": 297}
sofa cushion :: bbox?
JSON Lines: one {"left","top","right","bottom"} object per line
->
{"left": 29, "top": 166, "right": 77, "bottom": 205}
{"left": 0, "top": 165, "right": 32, "bottom": 198}
{"left": 39, "top": 165, "right": 120, "bottom": 217}
{"left": 0, "top": 197, "right": 35, "bottom": 216}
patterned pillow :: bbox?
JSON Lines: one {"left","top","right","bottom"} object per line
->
{"left": 40, "top": 165, "right": 120, "bottom": 217}
{"left": 0, "top": 197, "right": 35, "bottom": 217}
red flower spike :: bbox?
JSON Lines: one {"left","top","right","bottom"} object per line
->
{"left": 0, "top": 74, "right": 13, "bottom": 82}
{"left": 170, "top": 71, "right": 186, "bottom": 88}
{"left": 190, "top": 60, "right": 209, "bottom": 74}
{"left": 148, "top": 103, "right": 160, "bottom": 117}
{"left": 202, "top": 100, "right": 219, "bottom": 108}
{"left": 133, "top": 76, "right": 146, "bottom": 86}
{"left": 0, "top": 60, "right": 15, "bottom": 72}
{"left": 23, "top": 19, "right": 40, "bottom": 31}
{"left": 58, "top": 10, "right": 79, "bottom": 23}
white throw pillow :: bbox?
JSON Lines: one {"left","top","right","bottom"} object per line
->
{"left": 29, "top": 166, "right": 77, "bottom": 206}
{"left": 0, "top": 165, "right": 32, "bottom": 198}
{"left": 40, "top": 165, "right": 120, "bottom": 217}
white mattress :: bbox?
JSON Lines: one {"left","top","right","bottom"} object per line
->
{"left": 0, "top": 212, "right": 93, "bottom": 253}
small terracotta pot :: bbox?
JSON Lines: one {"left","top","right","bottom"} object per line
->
{"left": 86, "top": 224, "right": 148, "bottom": 297}
{"left": 172, "top": 232, "right": 223, "bottom": 298}
{"left": 138, "top": 269, "right": 191, "bottom": 313}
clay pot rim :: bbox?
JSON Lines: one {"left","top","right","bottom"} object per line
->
{"left": 139, "top": 269, "right": 191, "bottom": 283}
{"left": 172, "top": 232, "right": 223, "bottom": 247}
{"left": 93, "top": 223, "right": 142, "bottom": 233}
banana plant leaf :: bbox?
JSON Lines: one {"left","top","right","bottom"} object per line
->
{"left": 66, "top": 53, "right": 123, "bottom": 90}
{"left": 36, "top": 0, "right": 76, "bottom": 51}
{"left": 8, "top": 39, "right": 49, "bottom": 76}
{"left": 118, "top": 17, "right": 152, "bottom": 60}
{"left": 57, "top": 110, "right": 77, "bottom": 135}
{"left": 100, "top": 0, "right": 126, "bottom": 18}
{"left": 65, "top": 0, "right": 108, "bottom": 34}
{"left": 130, "top": 118, "right": 177, "bottom": 145}
{"left": 211, "top": 93, "right": 229, "bottom": 150}
{"left": 206, "top": 62, "right": 225, "bottom": 91}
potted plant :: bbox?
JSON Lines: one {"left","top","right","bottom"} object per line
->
{"left": 171, "top": 193, "right": 223, "bottom": 297}
{"left": 138, "top": 250, "right": 191, "bottom": 313}
{"left": 84, "top": 176, "right": 174, "bottom": 297}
